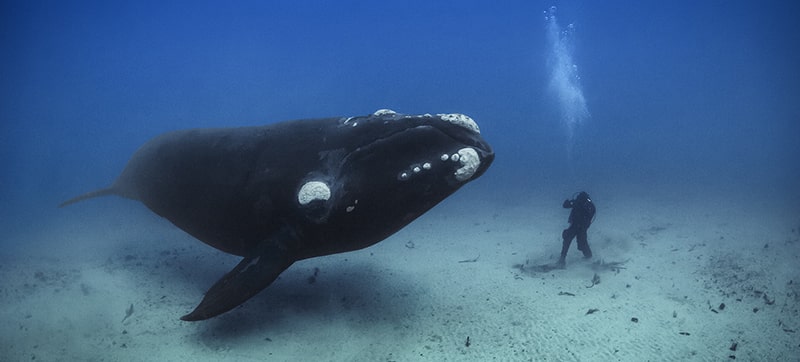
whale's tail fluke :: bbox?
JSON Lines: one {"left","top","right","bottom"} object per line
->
{"left": 58, "top": 187, "right": 117, "bottom": 208}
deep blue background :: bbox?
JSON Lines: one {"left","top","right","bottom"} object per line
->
{"left": 2, "top": 1, "right": 799, "bottom": 233}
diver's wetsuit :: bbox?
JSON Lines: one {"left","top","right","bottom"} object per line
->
{"left": 558, "top": 191, "right": 595, "bottom": 266}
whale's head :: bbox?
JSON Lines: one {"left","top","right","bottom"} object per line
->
{"left": 296, "top": 109, "right": 494, "bottom": 255}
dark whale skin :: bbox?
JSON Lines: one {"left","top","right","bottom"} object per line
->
{"left": 60, "top": 110, "right": 494, "bottom": 320}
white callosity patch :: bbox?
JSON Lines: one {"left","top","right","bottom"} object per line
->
{"left": 372, "top": 110, "right": 480, "bottom": 135}
{"left": 454, "top": 147, "right": 480, "bottom": 181}
{"left": 398, "top": 161, "right": 433, "bottom": 181}
{"left": 297, "top": 181, "right": 331, "bottom": 205}
{"left": 437, "top": 113, "right": 480, "bottom": 134}
{"left": 373, "top": 109, "right": 397, "bottom": 116}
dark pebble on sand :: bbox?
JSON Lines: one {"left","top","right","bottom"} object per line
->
{"left": 719, "top": 303, "right": 726, "bottom": 311}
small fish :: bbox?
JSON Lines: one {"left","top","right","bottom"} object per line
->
{"left": 122, "top": 303, "right": 134, "bottom": 323}
{"left": 458, "top": 255, "right": 480, "bottom": 263}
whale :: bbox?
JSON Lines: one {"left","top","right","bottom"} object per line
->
{"left": 60, "top": 109, "right": 494, "bottom": 320}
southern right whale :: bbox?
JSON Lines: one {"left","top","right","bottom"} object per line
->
{"left": 60, "top": 109, "right": 495, "bottom": 321}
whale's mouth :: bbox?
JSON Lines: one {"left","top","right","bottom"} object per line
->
{"left": 340, "top": 110, "right": 494, "bottom": 182}
{"left": 365, "top": 109, "right": 493, "bottom": 158}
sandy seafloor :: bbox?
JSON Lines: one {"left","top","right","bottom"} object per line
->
{"left": 1, "top": 182, "right": 798, "bottom": 362}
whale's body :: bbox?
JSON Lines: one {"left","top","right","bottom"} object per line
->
{"left": 61, "top": 110, "right": 494, "bottom": 320}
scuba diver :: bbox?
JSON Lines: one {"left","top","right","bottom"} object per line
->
{"left": 557, "top": 191, "right": 596, "bottom": 268}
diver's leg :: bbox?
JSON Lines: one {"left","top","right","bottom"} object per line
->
{"left": 577, "top": 228, "right": 592, "bottom": 259}
{"left": 558, "top": 228, "right": 576, "bottom": 266}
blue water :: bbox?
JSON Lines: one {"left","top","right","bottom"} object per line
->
{"left": 2, "top": 1, "right": 799, "bottom": 359}
{"left": 3, "top": 1, "right": 799, "bottom": 216}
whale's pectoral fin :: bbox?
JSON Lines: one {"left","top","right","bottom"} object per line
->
{"left": 180, "top": 244, "right": 294, "bottom": 321}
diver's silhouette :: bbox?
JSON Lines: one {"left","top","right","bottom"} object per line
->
{"left": 557, "top": 191, "right": 595, "bottom": 268}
